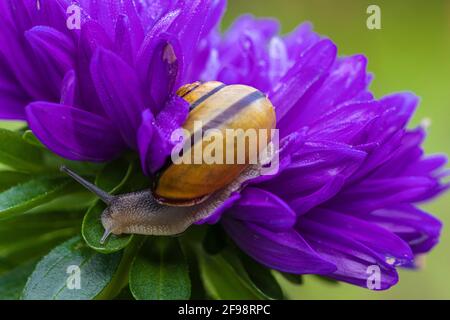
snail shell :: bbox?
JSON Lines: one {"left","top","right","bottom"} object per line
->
{"left": 153, "top": 81, "right": 276, "bottom": 205}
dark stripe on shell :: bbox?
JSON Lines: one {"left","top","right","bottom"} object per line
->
{"left": 180, "top": 82, "right": 202, "bottom": 98}
{"left": 189, "top": 83, "right": 227, "bottom": 110}
{"left": 187, "top": 90, "right": 266, "bottom": 151}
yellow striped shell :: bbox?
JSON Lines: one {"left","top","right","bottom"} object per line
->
{"left": 153, "top": 81, "right": 276, "bottom": 205}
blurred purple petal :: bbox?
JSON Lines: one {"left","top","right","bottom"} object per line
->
{"left": 223, "top": 218, "right": 337, "bottom": 275}
{"left": 25, "top": 26, "right": 75, "bottom": 97}
{"left": 138, "top": 95, "right": 189, "bottom": 175}
{"left": 0, "top": 57, "right": 29, "bottom": 120}
{"left": 354, "top": 204, "right": 442, "bottom": 255}
{"left": 60, "top": 70, "right": 77, "bottom": 106}
{"left": 298, "top": 55, "right": 372, "bottom": 126}
{"left": 297, "top": 217, "right": 399, "bottom": 290}
{"left": 305, "top": 208, "right": 414, "bottom": 266}
{"left": 270, "top": 40, "right": 337, "bottom": 136}
{"left": 26, "top": 102, "right": 125, "bottom": 161}
{"left": 258, "top": 141, "right": 367, "bottom": 200}
{"left": 227, "top": 187, "right": 296, "bottom": 231}
{"left": 138, "top": 36, "right": 183, "bottom": 114}
{"left": 91, "top": 47, "right": 145, "bottom": 148}
{"left": 77, "top": 20, "right": 113, "bottom": 115}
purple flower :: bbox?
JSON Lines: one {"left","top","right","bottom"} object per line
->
{"left": 0, "top": 0, "right": 448, "bottom": 290}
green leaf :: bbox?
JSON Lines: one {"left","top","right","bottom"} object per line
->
{"left": 202, "top": 224, "right": 227, "bottom": 255}
{"left": 0, "top": 227, "right": 79, "bottom": 274}
{"left": 181, "top": 243, "right": 207, "bottom": 300}
{"left": 0, "top": 210, "right": 82, "bottom": 244}
{"left": 113, "top": 285, "right": 134, "bottom": 300}
{"left": 0, "top": 177, "right": 74, "bottom": 219}
{"left": 22, "top": 236, "right": 123, "bottom": 300}
{"left": 0, "top": 128, "right": 43, "bottom": 172}
{"left": 197, "top": 248, "right": 261, "bottom": 300}
{"left": 198, "top": 246, "right": 283, "bottom": 300}
{"left": 279, "top": 272, "right": 303, "bottom": 285}
{"left": 82, "top": 158, "right": 134, "bottom": 253}
{"left": 94, "top": 158, "right": 132, "bottom": 193}
{"left": 314, "top": 275, "right": 339, "bottom": 285}
{"left": 129, "top": 237, "right": 190, "bottom": 300}
{"left": 0, "top": 260, "right": 37, "bottom": 300}
{"left": 0, "top": 171, "right": 29, "bottom": 192}
{"left": 238, "top": 253, "right": 283, "bottom": 299}
{"left": 82, "top": 202, "right": 133, "bottom": 254}
{"left": 22, "top": 130, "right": 103, "bottom": 175}
{"left": 27, "top": 191, "right": 95, "bottom": 213}
{"left": 22, "top": 130, "right": 45, "bottom": 149}
{"left": 96, "top": 236, "right": 144, "bottom": 300}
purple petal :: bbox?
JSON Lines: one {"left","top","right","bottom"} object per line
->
{"left": 248, "top": 131, "right": 306, "bottom": 185}
{"left": 283, "top": 22, "right": 320, "bottom": 63}
{"left": 298, "top": 55, "right": 371, "bottom": 126}
{"left": 201, "top": 0, "right": 226, "bottom": 38}
{"left": 25, "top": 26, "right": 75, "bottom": 97}
{"left": 26, "top": 102, "right": 125, "bottom": 161}
{"left": 138, "top": 95, "right": 189, "bottom": 175}
{"left": 90, "top": 47, "right": 145, "bottom": 148}
{"left": 0, "top": 12, "right": 50, "bottom": 100}
{"left": 306, "top": 208, "right": 413, "bottom": 266}
{"left": 297, "top": 217, "right": 399, "bottom": 290}
{"left": 258, "top": 141, "right": 367, "bottom": 200}
{"left": 332, "top": 176, "right": 438, "bottom": 212}
{"left": 223, "top": 218, "right": 337, "bottom": 275}
{"left": 289, "top": 176, "right": 346, "bottom": 215}
{"left": 137, "top": 35, "right": 183, "bottom": 114}
{"left": 306, "top": 100, "right": 383, "bottom": 145}
{"left": 78, "top": 0, "right": 144, "bottom": 42}
{"left": 227, "top": 187, "right": 296, "bottom": 231}
{"left": 354, "top": 204, "right": 442, "bottom": 255}
{"left": 23, "top": 0, "right": 69, "bottom": 34}
{"left": 60, "top": 70, "right": 77, "bottom": 106}
{"left": 77, "top": 20, "right": 113, "bottom": 115}
{"left": 196, "top": 192, "right": 242, "bottom": 225}
{"left": 0, "top": 57, "right": 29, "bottom": 120}
{"left": 270, "top": 40, "right": 337, "bottom": 136}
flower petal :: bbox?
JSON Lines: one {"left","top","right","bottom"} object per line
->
{"left": 91, "top": 47, "right": 145, "bottom": 148}
{"left": 306, "top": 208, "right": 414, "bottom": 265}
{"left": 60, "top": 70, "right": 77, "bottom": 106}
{"left": 138, "top": 95, "right": 189, "bottom": 175}
{"left": 77, "top": 20, "right": 113, "bottom": 114}
{"left": 283, "top": 22, "right": 320, "bottom": 64}
{"left": 298, "top": 55, "right": 372, "bottom": 126}
{"left": 26, "top": 102, "right": 125, "bottom": 161}
{"left": 0, "top": 57, "right": 29, "bottom": 120}
{"left": 354, "top": 204, "right": 442, "bottom": 255}
{"left": 335, "top": 175, "right": 438, "bottom": 212}
{"left": 223, "top": 218, "right": 337, "bottom": 275}
{"left": 270, "top": 40, "right": 337, "bottom": 136}
{"left": 227, "top": 187, "right": 296, "bottom": 231}
{"left": 137, "top": 35, "right": 183, "bottom": 114}
{"left": 306, "top": 100, "right": 383, "bottom": 145}
{"left": 297, "top": 217, "right": 399, "bottom": 290}
{"left": 25, "top": 26, "right": 75, "bottom": 97}
{"left": 258, "top": 141, "right": 367, "bottom": 201}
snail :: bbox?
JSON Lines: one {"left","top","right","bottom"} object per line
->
{"left": 61, "top": 81, "right": 277, "bottom": 244}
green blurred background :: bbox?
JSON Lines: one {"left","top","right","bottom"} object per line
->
{"left": 224, "top": 0, "right": 450, "bottom": 299}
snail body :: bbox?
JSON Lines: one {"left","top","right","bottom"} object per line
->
{"left": 61, "top": 81, "right": 277, "bottom": 243}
